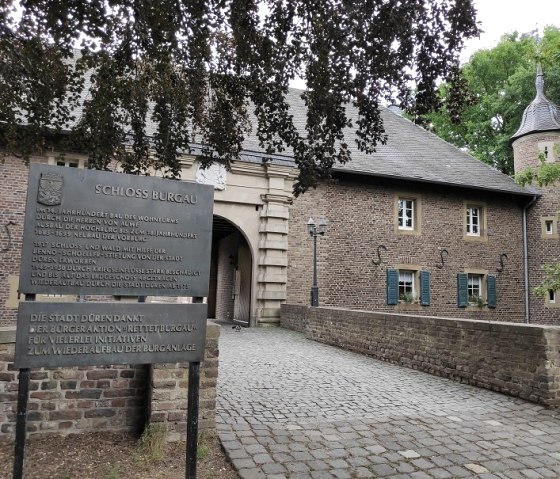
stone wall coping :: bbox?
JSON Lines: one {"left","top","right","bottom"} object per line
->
{"left": 297, "top": 305, "right": 560, "bottom": 335}
{"left": 0, "top": 326, "right": 16, "bottom": 344}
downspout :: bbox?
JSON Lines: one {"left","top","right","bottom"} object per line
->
{"left": 523, "top": 194, "right": 539, "bottom": 324}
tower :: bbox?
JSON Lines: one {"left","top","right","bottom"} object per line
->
{"left": 511, "top": 65, "right": 560, "bottom": 323}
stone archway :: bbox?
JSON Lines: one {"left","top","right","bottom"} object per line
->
{"left": 209, "top": 216, "right": 253, "bottom": 325}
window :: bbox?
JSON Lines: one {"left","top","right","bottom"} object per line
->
{"left": 394, "top": 194, "right": 421, "bottom": 235}
{"left": 466, "top": 206, "right": 481, "bottom": 236}
{"left": 398, "top": 270, "right": 415, "bottom": 301}
{"left": 48, "top": 155, "right": 86, "bottom": 169}
{"left": 398, "top": 199, "right": 415, "bottom": 230}
{"left": 387, "top": 268, "right": 430, "bottom": 306}
{"left": 457, "top": 271, "right": 496, "bottom": 308}
{"left": 467, "top": 274, "right": 482, "bottom": 305}
{"left": 463, "top": 202, "right": 487, "bottom": 241}
{"left": 57, "top": 159, "right": 79, "bottom": 168}
{"left": 538, "top": 141, "right": 557, "bottom": 163}
{"left": 545, "top": 289, "right": 559, "bottom": 309}
{"left": 541, "top": 217, "right": 558, "bottom": 239}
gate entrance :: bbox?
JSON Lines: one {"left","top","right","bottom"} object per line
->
{"left": 208, "top": 216, "right": 253, "bottom": 325}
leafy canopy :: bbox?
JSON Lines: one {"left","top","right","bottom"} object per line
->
{"left": 0, "top": 0, "right": 479, "bottom": 194}
{"left": 427, "top": 26, "right": 560, "bottom": 175}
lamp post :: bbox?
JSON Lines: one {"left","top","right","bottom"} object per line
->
{"left": 307, "top": 217, "right": 327, "bottom": 306}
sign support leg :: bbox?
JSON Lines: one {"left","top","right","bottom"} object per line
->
{"left": 186, "top": 361, "right": 201, "bottom": 479}
{"left": 13, "top": 368, "right": 30, "bottom": 479}
{"left": 13, "top": 293, "right": 34, "bottom": 479}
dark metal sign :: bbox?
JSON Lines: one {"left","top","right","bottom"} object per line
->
{"left": 15, "top": 302, "right": 207, "bottom": 368}
{"left": 19, "top": 165, "right": 214, "bottom": 297}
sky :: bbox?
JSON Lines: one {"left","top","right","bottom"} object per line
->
{"left": 461, "top": 0, "right": 560, "bottom": 63}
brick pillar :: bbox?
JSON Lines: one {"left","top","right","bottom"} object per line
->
{"left": 148, "top": 321, "right": 219, "bottom": 442}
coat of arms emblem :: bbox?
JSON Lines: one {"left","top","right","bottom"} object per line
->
{"left": 37, "top": 172, "right": 64, "bottom": 206}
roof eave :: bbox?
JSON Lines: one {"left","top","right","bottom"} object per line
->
{"left": 332, "top": 167, "right": 536, "bottom": 198}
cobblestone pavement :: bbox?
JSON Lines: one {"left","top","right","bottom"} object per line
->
{"left": 216, "top": 324, "right": 560, "bottom": 479}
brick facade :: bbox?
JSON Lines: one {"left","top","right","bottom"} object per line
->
{"left": 0, "top": 322, "right": 219, "bottom": 442}
{"left": 280, "top": 304, "right": 560, "bottom": 408}
{"left": 287, "top": 176, "right": 528, "bottom": 323}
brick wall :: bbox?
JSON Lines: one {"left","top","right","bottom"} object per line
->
{"left": 281, "top": 305, "right": 560, "bottom": 408}
{"left": 287, "top": 176, "right": 528, "bottom": 323}
{"left": 527, "top": 190, "right": 560, "bottom": 324}
{"left": 0, "top": 323, "right": 220, "bottom": 442}
{"left": 512, "top": 132, "right": 560, "bottom": 174}
{"left": 149, "top": 322, "right": 219, "bottom": 442}
{"left": 0, "top": 156, "right": 39, "bottom": 327}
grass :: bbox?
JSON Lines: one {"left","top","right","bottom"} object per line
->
{"left": 139, "top": 424, "right": 167, "bottom": 461}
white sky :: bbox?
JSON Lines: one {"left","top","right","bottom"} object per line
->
{"left": 461, "top": 0, "right": 560, "bottom": 63}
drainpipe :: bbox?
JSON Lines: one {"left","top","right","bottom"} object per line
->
{"left": 523, "top": 194, "right": 539, "bottom": 324}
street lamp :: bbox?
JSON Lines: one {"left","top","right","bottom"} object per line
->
{"left": 307, "top": 217, "right": 327, "bottom": 306}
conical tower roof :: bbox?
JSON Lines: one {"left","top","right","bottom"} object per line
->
{"left": 511, "top": 65, "right": 560, "bottom": 141}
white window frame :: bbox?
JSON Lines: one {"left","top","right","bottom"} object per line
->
{"left": 467, "top": 273, "right": 484, "bottom": 305}
{"left": 48, "top": 154, "right": 87, "bottom": 169}
{"left": 549, "top": 290, "right": 557, "bottom": 304}
{"left": 546, "top": 220, "right": 554, "bottom": 235}
{"left": 398, "top": 270, "right": 415, "bottom": 302}
{"left": 466, "top": 206, "right": 481, "bottom": 237}
{"left": 398, "top": 199, "right": 415, "bottom": 231}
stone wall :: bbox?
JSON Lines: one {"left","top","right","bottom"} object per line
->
{"left": 281, "top": 305, "right": 560, "bottom": 408}
{"left": 0, "top": 322, "right": 219, "bottom": 442}
{"left": 287, "top": 176, "right": 529, "bottom": 323}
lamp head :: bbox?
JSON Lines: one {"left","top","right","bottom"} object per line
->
{"left": 318, "top": 218, "right": 327, "bottom": 235}
{"left": 307, "top": 218, "right": 316, "bottom": 236}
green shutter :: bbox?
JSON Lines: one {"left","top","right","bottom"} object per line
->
{"left": 420, "top": 271, "right": 431, "bottom": 306}
{"left": 457, "top": 273, "right": 468, "bottom": 308}
{"left": 487, "top": 275, "right": 497, "bottom": 308}
{"left": 387, "top": 269, "right": 398, "bottom": 305}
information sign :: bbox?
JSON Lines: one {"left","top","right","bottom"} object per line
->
{"left": 19, "top": 165, "right": 213, "bottom": 297}
{"left": 14, "top": 302, "right": 207, "bottom": 368}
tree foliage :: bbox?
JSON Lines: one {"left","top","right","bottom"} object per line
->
{"left": 0, "top": 0, "right": 479, "bottom": 194}
{"left": 427, "top": 26, "right": 560, "bottom": 175}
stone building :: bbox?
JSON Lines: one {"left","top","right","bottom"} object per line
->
{"left": 1, "top": 71, "right": 559, "bottom": 330}
{"left": 0, "top": 66, "right": 559, "bottom": 439}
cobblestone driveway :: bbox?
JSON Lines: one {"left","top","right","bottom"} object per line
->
{"left": 216, "top": 324, "right": 560, "bottom": 479}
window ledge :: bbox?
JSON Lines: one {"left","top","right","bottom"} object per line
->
{"left": 395, "top": 303, "right": 423, "bottom": 311}
{"left": 462, "top": 234, "right": 488, "bottom": 242}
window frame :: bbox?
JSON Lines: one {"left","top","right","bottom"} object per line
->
{"left": 387, "top": 265, "right": 430, "bottom": 307}
{"left": 463, "top": 201, "right": 488, "bottom": 242}
{"left": 48, "top": 154, "right": 87, "bottom": 169}
{"left": 545, "top": 289, "right": 560, "bottom": 309}
{"left": 398, "top": 270, "right": 415, "bottom": 302}
{"left": 457, "top": 269, "right": 496, "bottom": 308}
{"left": 541, "top": 216, "right": 559, "bottom": 239}
{"left": 394, "top": 193, "right": 422, "bottom": 236}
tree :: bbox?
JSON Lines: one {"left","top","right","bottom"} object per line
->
{"left": 0, "top": 0, "right": 479, "bottom": 194}
{"left": 427, "top": 26, "right": 560, "bottom": 175}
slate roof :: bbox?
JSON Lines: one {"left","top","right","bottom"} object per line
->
{"left": 238, "top": 88, "right": 532, "bottom": 197}
{"left": 511, "top": 65, "right": 560, "bottom": 141}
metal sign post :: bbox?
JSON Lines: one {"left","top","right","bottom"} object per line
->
{"left": 13, "top": 294, "right": 34, "bottom": 479}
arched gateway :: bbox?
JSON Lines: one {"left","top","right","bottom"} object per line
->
{"left": 182, "top": 155, "right": 297, "bottom": 327}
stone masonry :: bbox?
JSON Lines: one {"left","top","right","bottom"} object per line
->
{"left": 281, "top": 304, "right": 560, "bottom": 408}
{"left": 0, "top": 322, "right": 220, "bottom": 442}
{"left": 287, "top": 177, "right": 528, "bottom": 323}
